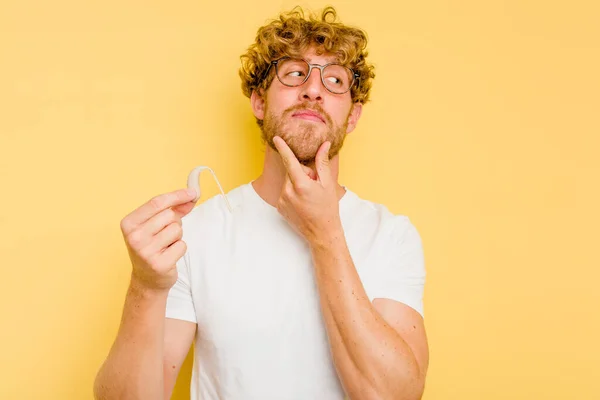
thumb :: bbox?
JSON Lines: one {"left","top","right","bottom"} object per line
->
{"left": 316, "top": 141, "right": 332, "bottom": 184}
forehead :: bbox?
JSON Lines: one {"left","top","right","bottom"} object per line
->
{"left": 295, "top": 46, "right": 339, "bottom": 64}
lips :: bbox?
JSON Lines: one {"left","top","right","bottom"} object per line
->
{"left": 292, "top": 109, "right": 325, "bottom": 123}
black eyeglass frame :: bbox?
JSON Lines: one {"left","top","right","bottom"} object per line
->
{"left": 262, "top": 57, "right": 360, "bottom": 95}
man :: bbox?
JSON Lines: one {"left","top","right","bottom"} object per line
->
{"left": 94, "top": 6, "right": 429, "bottom": 400}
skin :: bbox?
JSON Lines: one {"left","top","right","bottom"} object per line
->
{"left": 255, "top": 48, "right": 360, "bottom": 167}
{"left": 93, "top": 47, "right": 428, "bottom": 400}
{"left": 94, "top": 187, "right": 198, "bottom": 400}
{"left": 253, "top": 48, "right": 430, "bottom": 399}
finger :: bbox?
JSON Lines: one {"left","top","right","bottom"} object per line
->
{"left": 301, "top": 164, "right": 317, "bottom": 180}
{"left": 144, "top": 207, "right": 182, "bottom": 237}
{"left": 129, "top": 198, "right": 193, "bottom": 250}
{"left": 159, "top": 239, "right": 187, "bottom": 265}
{"left": 315, "top": 141, "right": 332, "bottom": 185}
{"left": 278, "top": 174, "right": 295, "bottom": 211}
{"left": 273, "top": 136, "right": 306, "bottom": 186}
{"left": 172, "top": 201, "right": 196, "bottom": 218}
{"left": 144, "top": 220, "right": 184, "bottom": 256}
{"left": 121, "top": 188, "right": 196, "bottom": 235}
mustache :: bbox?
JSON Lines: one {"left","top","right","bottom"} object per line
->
{"left": 285, "top": 104, "right": 331, "bottom": 124}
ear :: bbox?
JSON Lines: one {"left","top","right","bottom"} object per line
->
{"left": 251, "top": 89, "right": 266, "bottom": 120}
{"left": 345, "top": 102, "right": 363, "bottom": 134}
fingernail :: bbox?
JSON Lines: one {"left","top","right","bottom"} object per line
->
{"left": 187, "top": 188, "right": 197, "bottom": 197}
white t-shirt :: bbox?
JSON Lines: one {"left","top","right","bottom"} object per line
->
{"left": 166, "top": 181, "right": 426, "bottom": 400}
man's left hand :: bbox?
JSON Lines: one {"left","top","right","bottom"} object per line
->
{"left": 272, "top": 135, "right": 343, "bottom": 245}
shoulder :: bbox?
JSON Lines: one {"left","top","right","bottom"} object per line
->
{"left": 342, "top": 188, "right": 421, "bottom": 244}
{"left": 346, "top": 190, "right": 426, "bottom": 314}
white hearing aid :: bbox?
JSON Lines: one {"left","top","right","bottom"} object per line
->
{"left": 187, "top": 166, "right": 233, "bottom": 213}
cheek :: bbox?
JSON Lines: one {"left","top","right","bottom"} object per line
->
{"left": 266, "top": 85, "right": 297, "bottom": 113}
{"left": 329, "top": 104, "right": 352, "bottom": 125}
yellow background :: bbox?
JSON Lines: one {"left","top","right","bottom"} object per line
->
{"left": 1, "top": 0, "right": 598, "bottom": 399}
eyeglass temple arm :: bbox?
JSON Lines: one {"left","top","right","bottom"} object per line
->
{"left": 259, "top": 60, "right": 278, "bottom": 83}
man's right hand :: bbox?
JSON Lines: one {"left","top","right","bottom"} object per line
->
{"left": 120, "top": 188, "right": 198, "bottom": 292}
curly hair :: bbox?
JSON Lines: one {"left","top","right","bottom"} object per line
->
{"left": 239, "top": 6, "right": 375, "bottom": 109}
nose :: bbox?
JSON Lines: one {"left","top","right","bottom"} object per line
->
{"left": 299, "top": 67, "right": 324, "bottom": 102}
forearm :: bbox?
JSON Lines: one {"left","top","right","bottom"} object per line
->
{"left": 310, "top": 232, "right": 424, "bottom": 400}
{"left": 94, "top": 276, "right": 168, "bottom": 400}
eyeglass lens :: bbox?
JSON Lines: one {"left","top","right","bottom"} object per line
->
{"left": 276, "top": 59, "right": 353, "bottom": 93}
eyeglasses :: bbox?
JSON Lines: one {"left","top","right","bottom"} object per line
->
{"left": 264, "top": 57, "right": 359, "bottom": 95}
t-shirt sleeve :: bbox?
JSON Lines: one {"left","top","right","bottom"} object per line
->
{"left": 165, "top": 250, "right": 197, "bottom": 323}
{"left": 367, "top": 216, "right": 426, "bottom": 318}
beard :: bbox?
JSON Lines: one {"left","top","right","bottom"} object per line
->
{"left": 261, "top": 101, "right": 350, "bottom": 165}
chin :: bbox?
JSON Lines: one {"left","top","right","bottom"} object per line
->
{"left": 295, "top": 151, "right": 318, "bottom": 165}
{"left": 285, "top": 132, "right": 324, "bottom": 162}
{"left": 263, "top": 113, "right": 340, "bottom": 163}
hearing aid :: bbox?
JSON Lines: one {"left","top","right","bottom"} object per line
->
{"left": 187, "top": 166, "right": 233, "bottom": 213}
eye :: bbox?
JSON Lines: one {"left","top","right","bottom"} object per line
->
{"left": 288, "top": 70, "right": 306, "bottom": 77}
{"left": 325, "top": 76, "right": 343, "bottom": 86}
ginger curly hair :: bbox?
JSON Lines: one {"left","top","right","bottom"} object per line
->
{"left": 239, "top": 6, "right": 375, "bottom": 111}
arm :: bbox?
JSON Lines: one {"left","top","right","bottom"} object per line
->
{"left": 93, "top": 278, "right": 196, "bottom": 400}
{"left": 163, "top": 318, "right": 196, "bottom": 399}
{"left": 310, "top": 233, "right": 429, "bottom": 400}
{"left": 94, "top": 188, "right": 199, "bottom": 400}
{"left": 270, "top": 137, "right": 428, "bottom": 400}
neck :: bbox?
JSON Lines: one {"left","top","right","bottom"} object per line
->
{"left": 252, "top": 144, "right": 346, "bottom": 207}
